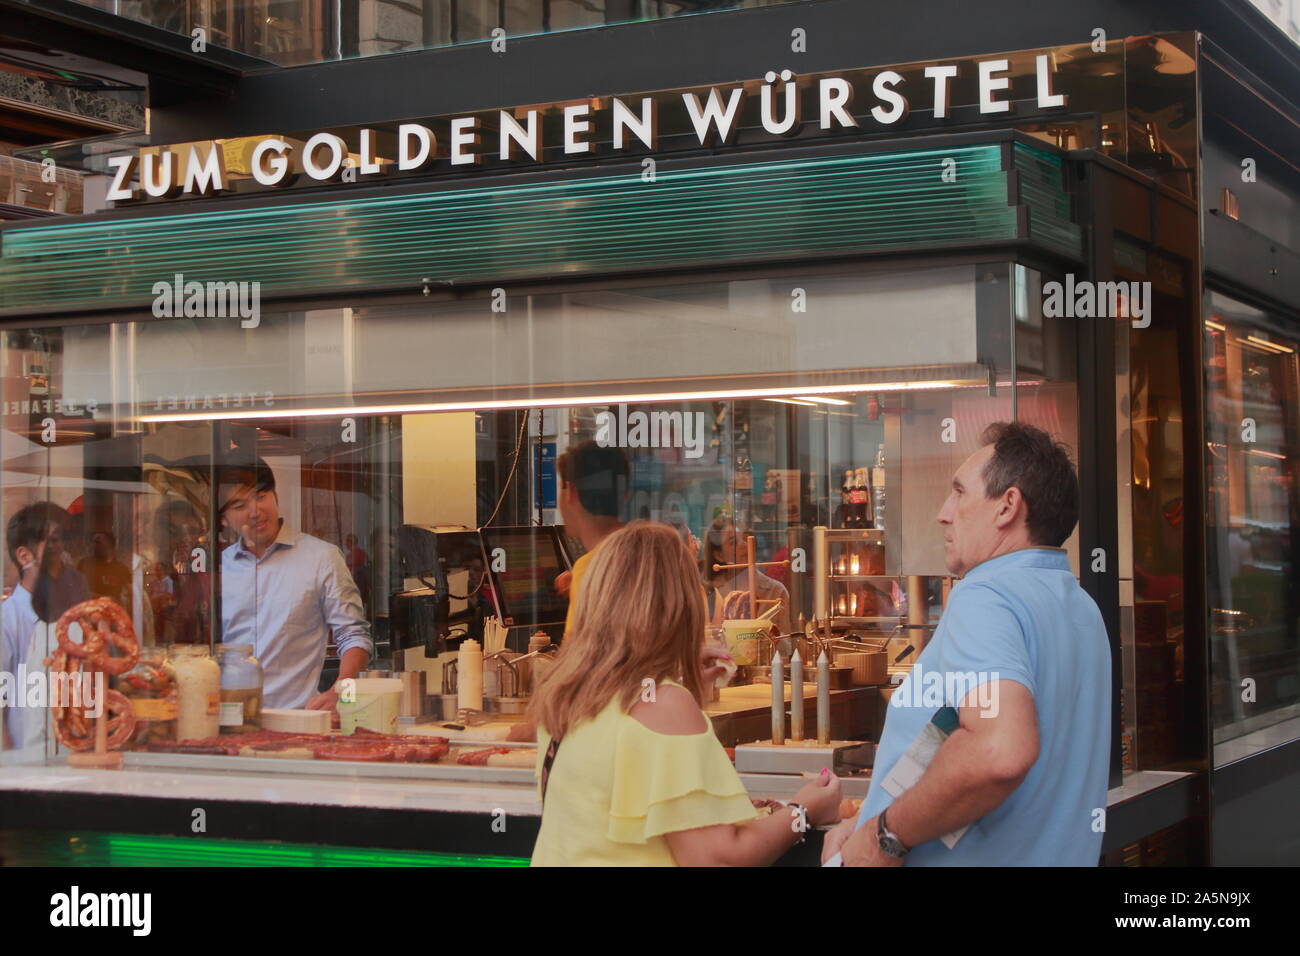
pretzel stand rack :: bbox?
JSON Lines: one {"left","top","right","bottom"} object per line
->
{"left": 711, "top": 534, "right": 790, "bottom": 620}
{"left": 66, "top": 621, "right": 124, "bottom": 769}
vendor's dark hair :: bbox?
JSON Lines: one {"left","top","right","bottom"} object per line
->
{"left": 980, "top": 422, "right": 1079, "bottom": 547}
{"left": 557, "top": 440, "right": 628, "bottom": 518}
{"left": 216, "top": 457, "right": 276, "bottom": 515}
{"left": 6, "top": 501, "right": 68, "bottom": 564}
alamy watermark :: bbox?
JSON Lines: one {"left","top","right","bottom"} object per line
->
{"left": 50, "top": 886, "right": 151, "bottom": 936}
{"left": 0, "top": 666, "right": 104, "bottom": 717}
{"left": 594, "top": 404, "right": 706, "bottom": 459}
{"left": 151, "top": 272, "right": 261, "bottom": 328}
{"left": 889, "top": 662, "right": 1000, "bottom": 717}
{"left": 1042, "top": 274, "right": 1151, "bottom": 328}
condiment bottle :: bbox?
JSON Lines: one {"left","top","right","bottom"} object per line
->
{"left": 522, "top": 630, "right": 553, "bottom": 696}
{"left": 457, "top": 638, "right": 484, "bottom": 712}
{"left": 169, "top": 644, "right": 221, "bottom": 740}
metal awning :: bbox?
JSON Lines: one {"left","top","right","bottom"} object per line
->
{"left": 0, "top": 133, "right": 1083, "bottom": 320}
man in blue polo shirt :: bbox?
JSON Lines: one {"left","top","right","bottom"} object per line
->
{"left": 823, "top": 421, "right": 1110, "bottom": 866}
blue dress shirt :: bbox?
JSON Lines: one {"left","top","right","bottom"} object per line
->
{"left": 221, "top": 523, "right": 372, "bottom": 709}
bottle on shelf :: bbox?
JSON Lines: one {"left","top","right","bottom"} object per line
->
{"left": 840, "top": 469, "right": 854, "bottom": 528}
{"left": 852, "top": 467, "right": 872, "bottom": 529}
{"left": 872, "top": 445, "right": 887, "bottom": 532}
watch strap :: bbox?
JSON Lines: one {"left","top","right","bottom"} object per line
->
{"left": 878, "top": 807, "right": 911, "bottom": 857}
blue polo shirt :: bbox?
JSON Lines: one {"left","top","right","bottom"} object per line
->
{"left": 856, "top": 547, "right": 1111, "bottom": 866}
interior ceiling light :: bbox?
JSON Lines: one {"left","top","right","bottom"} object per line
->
{"left": 1245, "top": 335, "right": 1294, "bottom": 354}
{"left": 138, "top": 378, "right": 976, "bottom": 424}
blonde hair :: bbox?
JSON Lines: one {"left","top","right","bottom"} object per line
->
{"left": 529, "top": 521, "right": 706, "bottom": 740}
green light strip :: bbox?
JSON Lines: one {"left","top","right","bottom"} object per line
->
{"left": 0, "top": 142, "right": 1078, "bottom": 314}
{"left": 40, "top": 832, "right": 528, "bottom": 867}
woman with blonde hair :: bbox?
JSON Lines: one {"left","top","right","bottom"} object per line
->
{"left": 530, "top": 521, "right": 841, "bottom": 866}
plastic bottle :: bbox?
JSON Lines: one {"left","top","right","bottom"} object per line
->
{"left": 872, "top": 444, "right": 887, "bottom": 531}
{"left": 840, "top": 470, "right": 854, "bottom": 528}
{"left": 457, "top": 638, "right": 484, "bottom": 712}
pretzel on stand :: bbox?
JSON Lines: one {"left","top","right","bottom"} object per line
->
{"left": 44, "top": 598, "right": 139, "bottom": 765}
{"left": 49, "top": 686, "right": 136, "bottom": 753}
{"left": 55, "top": 596, "right": 139, "bottom": 675}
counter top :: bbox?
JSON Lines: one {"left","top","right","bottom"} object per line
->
{"left": 0, "top": 762, "right": 543, "bottom": 817}
{"left": 0, "top": 760, "right": 1188, "bottom": 814}
{"left": 0, "top": 677, "right": 1197, "bottom": 861}
{"left": 0, "top": 759, "right": 1197, "bottom": 862}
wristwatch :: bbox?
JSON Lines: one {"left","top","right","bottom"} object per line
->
{"left": 877, "top": 808, "right": 910, "bottom": 858}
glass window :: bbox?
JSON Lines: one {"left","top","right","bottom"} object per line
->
{"left": 1205, "top": 291, "right": 1300, "bottom": 760}
{"left": 1119, "top": 249, "right": 1206, "bottom": 775}
{"left": 67, "top": 1, "right": 806, "bottom": 65}
{"left": 1, "top": 260, "right": 1081, "bottom": 771}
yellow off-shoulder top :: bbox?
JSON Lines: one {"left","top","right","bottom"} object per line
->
{"left": 531, "top": 682, "right": 756, "bottom": 866}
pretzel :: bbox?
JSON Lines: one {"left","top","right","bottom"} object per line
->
{"left": 49, "top": 688, "right": 136, "bottom": 752}
{"left": 45, "top": 598, "right": 140, "bottom": 753}
{"left": 45, "top": 650, "right": 85, "bottom": 725}
{"left": 55, "top": 597, "right": 139, "bottom": 676}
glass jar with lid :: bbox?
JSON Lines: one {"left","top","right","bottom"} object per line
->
{"left": 218, "top": 644, "right": 264, "bottom": 733}
{"left": 168, "top": 644, "right": 221, "bottom": 740}
{"left": 114, "top": 649, "right": 178, "bottom": 747}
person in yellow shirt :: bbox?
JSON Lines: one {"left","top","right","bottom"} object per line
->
{"left": 508, "top": 440, "right": 627, "bottom": 742}
{"left": 552, "top": 440, "right": 628, "bottom": 635}
{"left": 529, "top": 522, "right": 842, "bottom": 866}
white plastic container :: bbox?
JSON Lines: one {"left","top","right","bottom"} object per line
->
{"left": 261, "top": 708, "right": 331, "bottom": 734}
{"left": 337, "top": 677, "right": 402, "bottom": 734}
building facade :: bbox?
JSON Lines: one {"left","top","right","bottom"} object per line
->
{"left": 0, "top": 0, "right": 1297, "bottom": 866}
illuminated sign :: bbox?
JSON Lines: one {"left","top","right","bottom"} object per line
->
{"left": 108, "top": 51, "right": 1073, "bottom": 204}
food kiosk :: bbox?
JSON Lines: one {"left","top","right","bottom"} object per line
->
{"left": 0, "top": 32, "right": 1219, "bottom": 865}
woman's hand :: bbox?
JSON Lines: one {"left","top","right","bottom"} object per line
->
{"left": 699, "top": 644, "right": 734, "bottom": 686}
{"left": 793, "top": 768, "right": 844, "bottom": 827}
{"left": 821, "top": 817, "right": 856, "bottom": 863}
{"left": 554, "top": 569, "right": 572, "bottom": 596}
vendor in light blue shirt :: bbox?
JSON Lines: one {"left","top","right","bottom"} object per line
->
{"left": 822, "top": 421, "right": 1111, "bottom": 867}
{"left": 218, "top": 459, "right": 372, "bottom": 711}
